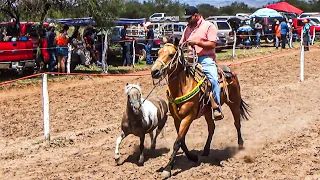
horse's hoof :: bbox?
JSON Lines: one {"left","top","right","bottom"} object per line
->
{"left": 137, "top": 161, "right": 144, "bottom": 166}
{"left": 138, "top": 159, "right": 144, "bottom": 166}
{"left": 162, "top": 170, "right": 171, "bottom": 179}
{"left": 151, "top": 144, "right": 156, "bottom": 150}
{"left": 188, "top": 154, "right": 198, "bottom": 162}
{"left": 219, "top": 160, "right": 226, "bottom": 167}
{"left": 202, "top": 151, "right": 209, "bottom": 156}
{"left": 238, "top": 145, "right": 244, "bottom": 150}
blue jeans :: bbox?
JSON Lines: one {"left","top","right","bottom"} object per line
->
{"left": 256, "top": 32, "right": 261, "bottom": 46}
{"left": 198, "top": 56, "right": 220, "bottom": 105}
{"left": 145, "top": 43, "right": 153, "bottom": 65}
{"left": 48, "top": 50, "right": 56, "bottom": 72}
{"left": 275, "top": 36, "right": 280, "bottom": 48}
{"left": 122, "top": 42, "right": 131, "bottom": 66}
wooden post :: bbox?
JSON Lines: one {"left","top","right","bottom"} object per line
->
{"left": 132, "top": 40, "right": 136, "bottom": 67}
{"left": 42, "top": 73, "right": 50, "bottom": 141}
{"left": 66, "top": 44, "right": 72, "bottom": 74}
{"left": 101, "top": 30, "right": 109, "bottom": 73}
{"left": 300, "top": 29, "right": 304, "bottom": 82}
{"left": 232, "top": 30, "right": 237, "bottom": 59}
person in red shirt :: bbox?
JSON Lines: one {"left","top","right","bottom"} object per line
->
{"left": 179, "top": 6, "right": 223, "bottom": 120}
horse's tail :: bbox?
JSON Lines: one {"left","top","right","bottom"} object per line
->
{"left": 240, "top": 98, "right": 250, "bottom": 121}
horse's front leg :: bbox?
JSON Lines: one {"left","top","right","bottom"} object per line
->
{"left": 114, "top": 131, "right": 127, "bottom": 164}
{"left": 138, "top": 135, "right": 145, "bottom": 166}
{"left": 203, "top": 108, "right": 216, "bottom": 156}
{"left": 162, "top": 116, "right": 197, "bottom": 179}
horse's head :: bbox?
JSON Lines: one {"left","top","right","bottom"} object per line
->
{"left": 125, "top": 83, "right": 142, "bottom": 115}
{"left": 151, "top": 37, "right": 181, "bottom": 79}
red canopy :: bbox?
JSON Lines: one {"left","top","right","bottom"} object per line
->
{"left": 265, "top": 2, "right": 303, "bottom": 15}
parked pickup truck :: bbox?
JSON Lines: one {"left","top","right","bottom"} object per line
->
{"left": 149, "top": 13, "right": 179, "bottom": 23}
{"left": 0, "top": 40, "right": 35, "bottom": 74}
{"left": 0, "top": 22, "right": 50, "bottom": 74}
{"left": 292, "top": 18, "right": 320, "bottom": 41}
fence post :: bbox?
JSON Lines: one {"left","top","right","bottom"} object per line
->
{"left": 42, "top": 73, "right": 50, "bottom": 141}
{"left": 312, "top": 27, "right": 316, "bottom": 45}
{"left": 101, "top": 31, "right": 109, "bottom": 73}
{"left": 232, "top": 30, "right": 237, "bottom": 59}
{"left": 66, "top": 44, "right": 72, "bottom": 74}
{"left": 300, "top": 29, "right": 304, "bottom": 82}
{"left": 132, "top": 40, "right": 136, "bottom": 67}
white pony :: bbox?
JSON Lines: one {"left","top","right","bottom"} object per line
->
{"left": 114, "top": 83, "right": 168, "bottom": 165}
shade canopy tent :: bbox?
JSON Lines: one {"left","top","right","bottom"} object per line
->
{"left": 46, "top": 17, "right": 96, "bottom": 26}
{"left": 265, "top": 2, "right": 303, "bottom": 15}
{"left": 115, "top": 18, "right": 146, "bottom": 25}
{"left": 249, "top": 8, "right": 283, "bottom": 18}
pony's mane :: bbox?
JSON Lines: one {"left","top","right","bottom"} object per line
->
{"left": 125, "top": 84, "right": 142, "bottom": 96}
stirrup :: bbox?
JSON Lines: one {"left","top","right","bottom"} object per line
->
{"left": 212, "top": 107, "right": 224, "bottom": 121}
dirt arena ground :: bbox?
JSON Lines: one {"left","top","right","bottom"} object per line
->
{"left": 0, "top": 47, "right": 319, "bottom": 180}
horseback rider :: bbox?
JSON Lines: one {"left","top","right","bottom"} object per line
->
{"left": 179, "top": 6, "right": 223, "bottom": 120}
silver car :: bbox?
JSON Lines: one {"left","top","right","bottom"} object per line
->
{"left": 208, "top": 20, "right": 234, "bottom": 47}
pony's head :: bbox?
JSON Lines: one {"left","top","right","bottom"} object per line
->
{"left": 151, "top": 37, "right": 181, "bottom": 79}
{"left": 125, "top": 83, "right": 142, "bottom": 115}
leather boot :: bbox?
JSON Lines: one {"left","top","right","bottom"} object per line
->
{"left": 210, "top": 92, "right": 224, "bottom": 121}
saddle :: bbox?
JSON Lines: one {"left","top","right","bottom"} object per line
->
{"left": 187, "top": 63, "right": 235, "bottom": 105}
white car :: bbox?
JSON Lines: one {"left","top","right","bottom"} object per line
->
{"left": 307, "top": 16, "right": 320, "bottom": 25}
{"left": 299, "top": 12, "right": 320, "bottom": 18}
{"left": 149, "top": 13, "right": 179, "bottom": 22}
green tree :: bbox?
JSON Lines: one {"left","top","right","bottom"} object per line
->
{"left": 197, "top": 4, "right": 219, "bottom": 18}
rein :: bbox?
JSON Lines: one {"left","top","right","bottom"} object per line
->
{"left": 153, "top": 42, "right": 204, "bottom": 105}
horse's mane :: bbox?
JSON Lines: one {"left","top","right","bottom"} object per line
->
{"left": 125, "top": 84, "right": 142, "bottom": 96}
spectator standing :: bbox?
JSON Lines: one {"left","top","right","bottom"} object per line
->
{"left": 145, "top": 24, "right": 154, "bottom": 65}
{"left": 72, "top": 33, "right": 90, "bottom": 66}
{"left": 287, "top": 19, "right": 294, "bottom": 48}
{"left": 275, "top": 21, "right": 281, "bottom": 49}
{"left": 55, "top": 29, "right": 68, "bottom": 73}
{"left": 272, "top": 18, "right": 278, "bottom": 47}
{"left": 6, "top": 18, "right": 20, "bottom": 39}
{"left": 120, "top": 24, "right": 133, "bottom": 66}
{"left": 254, "top": 20, "right": 263, "bottom": 48}
{"left": 0, "top": 27, "right": 6, "bottom": 41}
{"left": 280, "top": 19, "right": 289, "bottom": 49}
{"left": 303, "top": 19, "right": 311, "bottom": 51}
{"left": 83, "top": 28, "right": 100, "bottom": 65}
{"left": 46, "top": 23, "right": 56, "bottom": 72}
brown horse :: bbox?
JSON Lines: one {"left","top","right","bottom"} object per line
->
{"left": 150, "top": 40, "right": 250, "bottom": 178}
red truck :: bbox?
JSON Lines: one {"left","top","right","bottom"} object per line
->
{"left": 0, "top": 40, "right": 35, "bottom": 74}
{"left": 0, "top": 22, "right": 49, "bottom": 74}
{"left": 292, "top": 18, "right": 320, "bottom": 41}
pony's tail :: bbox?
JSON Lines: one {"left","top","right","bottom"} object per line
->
{"left": 240, "top": 98, "right": 250, "bottom": 121}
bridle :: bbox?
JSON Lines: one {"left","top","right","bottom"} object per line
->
{"left": 154, "top": 41, "right": 198, "bottom": 81}
{"left": 127, "top": 86, "right": 142, "bottom": 108}
{"left": 154, "top": 43, "right": 180, "bottom": 78}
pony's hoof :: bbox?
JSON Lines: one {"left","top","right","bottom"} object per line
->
{"left": 162, "top": 170, "right": 171, "bottom": 179}
{"left": 114, "top": 155, "right": 121, "bottom": 165}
